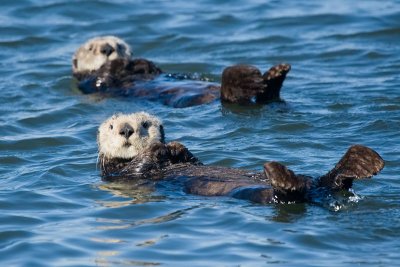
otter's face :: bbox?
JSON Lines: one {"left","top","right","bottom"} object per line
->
{"left": 98, "top": 112, "right": 165, "bottom": 160}
{"left": 73, "top": 36, "right": 131, "bottom": 74}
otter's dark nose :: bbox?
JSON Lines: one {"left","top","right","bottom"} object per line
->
{"left": 100, "top": 43, "right": 115, "bottom": 57}
{"left": 119, "top": 123, "right": 134, "bottom": 139}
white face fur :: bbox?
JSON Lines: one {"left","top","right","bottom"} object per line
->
{"left": 73, "top": 36, "right": 132, "bottom": 74}
{"left": 98, "top": 112, "right": 164, "bottom": 160}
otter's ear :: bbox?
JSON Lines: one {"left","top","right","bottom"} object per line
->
{"left": 159, "top": 125, "right": 165, "bottom": 144}
{"left": 111, "top": 114, "right": 120, "bottom": 120}
{"left": 73, "top": 59, "right": 78, "bottom": 69}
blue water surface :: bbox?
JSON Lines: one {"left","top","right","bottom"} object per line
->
{"left": 0, "top": 0, "right": 399, "bottom": 266}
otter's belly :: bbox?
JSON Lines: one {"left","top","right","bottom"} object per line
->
{"left": 127, "top": 78, "right": 220, "bottom": 108}
{"left": 162, "top": 164, "right": 271, "bottom": 197}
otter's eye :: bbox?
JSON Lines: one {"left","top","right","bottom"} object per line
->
{"left": 142, "top": 121, "right": 149, "bottom": 129}
{"left": 88, "top": 45, "right": 93, "bottom": 51}
{"left": 117, "top": 43, "right": 125, "bottom": 53}
{"left": 109, "top": 124, "right": 113, "bottom": 130}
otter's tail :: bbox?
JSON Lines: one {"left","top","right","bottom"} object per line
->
{"left": 318, "top": 145, "right": 384, "bottom": 190}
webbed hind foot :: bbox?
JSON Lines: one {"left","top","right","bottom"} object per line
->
{"left": 264, "top": 161, "right": 311, "bottom": 203}
{"left": 220, "top": 63, "right": 291, "bottom": 105}
{"left": 318, "top": 145, "right": 384, "bottom": 190}
{"left": 257, "top": 63, "right": 291, "bottom": 103}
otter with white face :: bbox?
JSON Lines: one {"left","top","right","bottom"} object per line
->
{"left": 73, "top": 36, "right": 291, "bottom": 108}
{"left": 98, "top": 112, "right": 164, "bottom": 160}
{"left": 73, "top": 36, "right": 131, "bottom": 75}
{"left": 97, "top": 112, "right": 385, "bottom": 205}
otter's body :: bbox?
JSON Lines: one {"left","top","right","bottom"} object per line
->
{"left": 73, "top": 36, "right": 291, "bottom": 108}
{"left": 97, "top": 113, "right": 384, "bottom": 205}
{"left": 78, "top": 59, "right": 220, "bottom": 108}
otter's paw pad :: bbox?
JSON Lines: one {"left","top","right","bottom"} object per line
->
{"left": 264, "top": 162, "right": 308, "bottom": 192}
{"left": 263, "top": 63, "right": 291, "bottom": 81}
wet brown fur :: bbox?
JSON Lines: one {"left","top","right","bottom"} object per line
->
{"left": 100, "top": 141, "right": 384, "bottom": 204}
{"left": 75, "top": 57, "right": 291, "bottom": 108}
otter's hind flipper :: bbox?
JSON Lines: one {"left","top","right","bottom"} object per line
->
{"left": 264, "top": 162, "right": 312, "bottom": 203}
{"left": 221, "top": 65, "right": 265, "bottom": 104}
{"left": 318, "top": 145, "right": 384, "bottom": 190}
{"left": 257, "top": 63, "right": 291, "bottom": 103}
{"left": 220, "top": 63, "right": 291, "bottom": 105}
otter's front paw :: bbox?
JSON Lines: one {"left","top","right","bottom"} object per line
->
{"left": 167, "top": 141, "right": 187, "bottom": 156}
{"left": 167, "top": 141, "right": 200, "bottom": 164}
{"left": 147, "top": 142, "right": 170, "bottom": 161}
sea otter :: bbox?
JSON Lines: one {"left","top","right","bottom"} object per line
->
{"left": 73, "top": 36, "right": 291, "bottom": 108}
{"left": 97, "top": 112, "right": 385, "bottom": 204}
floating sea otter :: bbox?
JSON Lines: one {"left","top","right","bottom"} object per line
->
{"left": 73, "top": 36, "right": 291, "bottom": 108}
{"left": 97, "top": 112, "right": 384, "bottom": 204}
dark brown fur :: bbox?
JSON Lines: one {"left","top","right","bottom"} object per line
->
{"left": 74, "top": 58, "right": 291, "bottom": 108}
{"left": 100, "top": 143, "right": 384, "bottom": 204}
{"left": 220, "top": 63, "right": 290, "bottom": 104}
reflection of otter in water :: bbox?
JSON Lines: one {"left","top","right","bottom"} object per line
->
{"left": 73, "top": 36, "right": 291, "bottom": 108}
{"left": 97, "top": 112, "right": 385, "bottom": 204}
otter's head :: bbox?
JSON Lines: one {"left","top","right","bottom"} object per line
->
{"left": 98, "top": 112, "right": 165, "bottom": 160}
{"left": 73, "top": 36, "right": 132, "bottom": 75}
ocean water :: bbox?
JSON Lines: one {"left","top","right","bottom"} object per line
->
{"left": 0, "top": 0, "right": 399, "bottom": 266}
